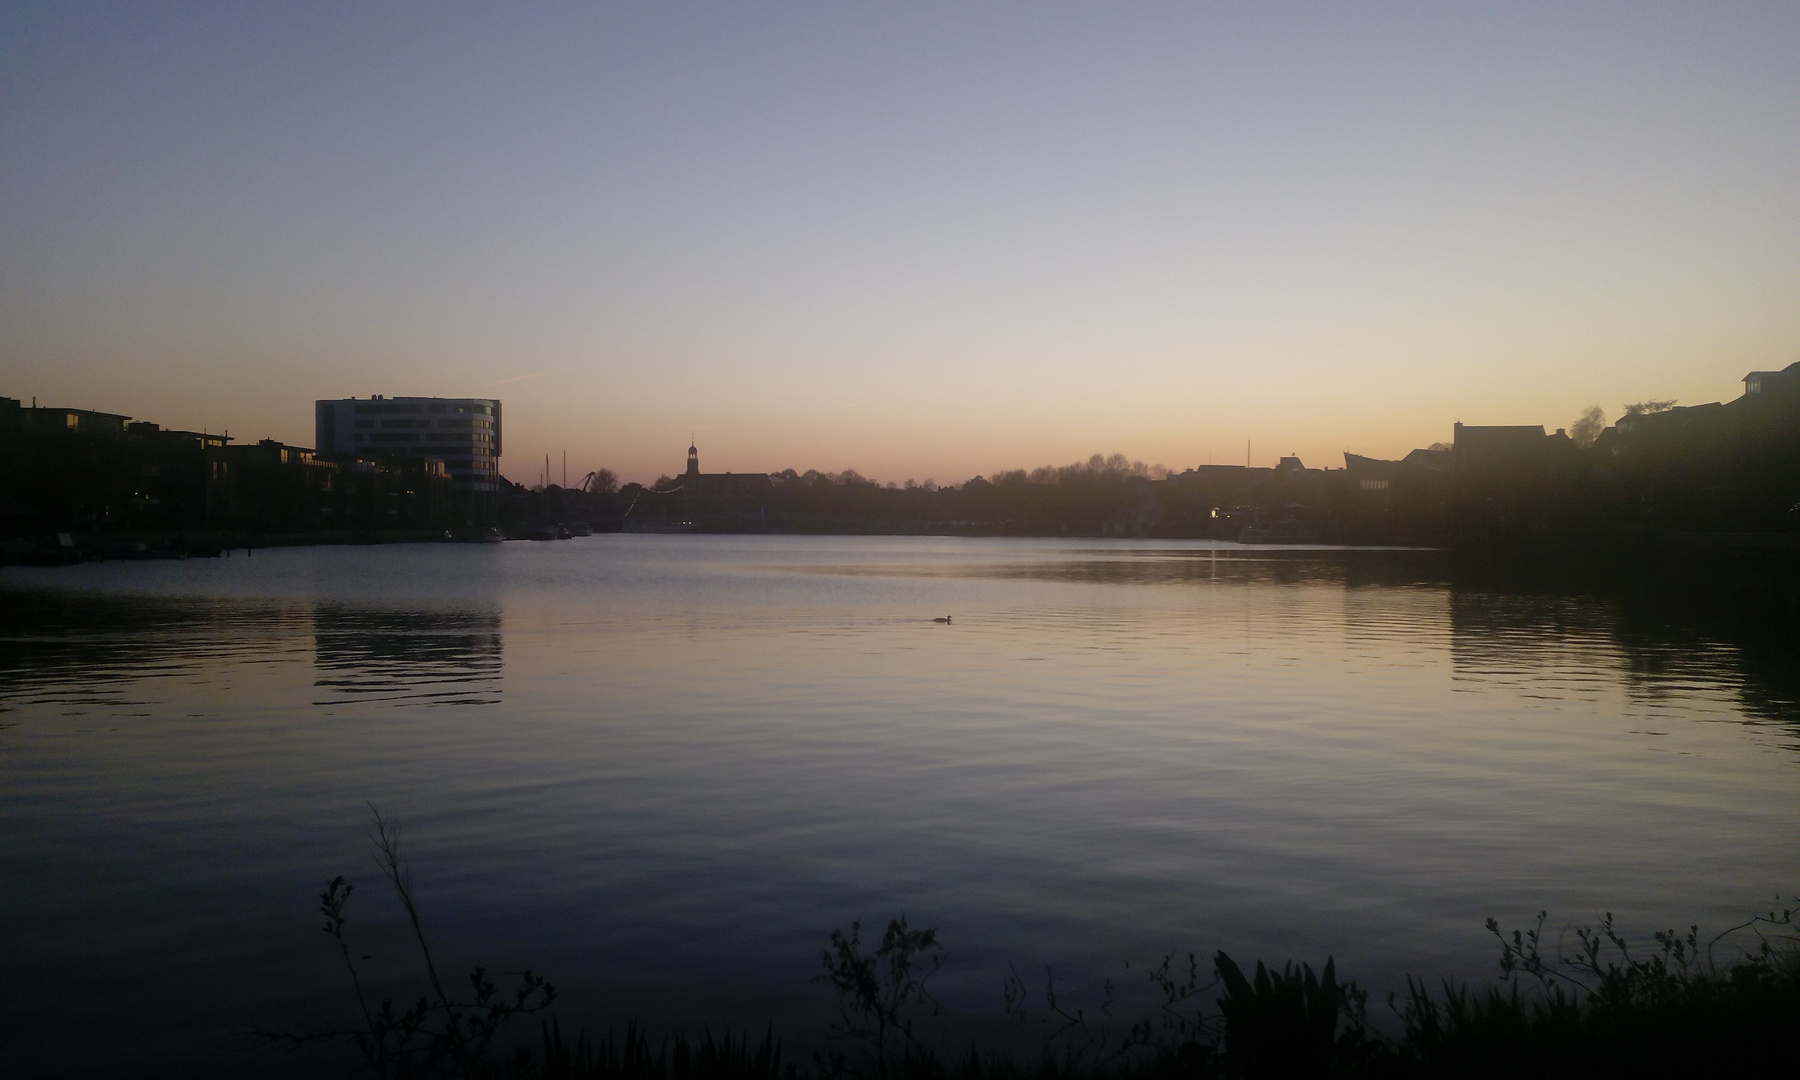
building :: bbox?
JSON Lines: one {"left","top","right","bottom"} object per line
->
{"left": 2, "top": 398, "right": 142, "bottom": 531}
{"left": 679, "top": 441, "right": 772, "bottom": 518}
{"left": 626, "top": 442, "right": 770, "bottom": 530}
{"left": 122, "top": 422, "right": 233, "bottom": 528}
{"left": 1449, "top": 422, "right": 1582, "bottom": 543}
{"left": 1334, "top": 447, "right": 1452, "bottom": 544}
{"left": 1742, "top": 361, "right": 1800, "bottom": 398}
{"left": 3, "top": 398, "right": 131, "bottom": 437}
{"left": 314, "top": 395, "right": 501, "bottom": 496}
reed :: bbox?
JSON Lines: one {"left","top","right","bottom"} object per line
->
{"left": 267, "top": 817, "right": 1797, "bottom": 1079}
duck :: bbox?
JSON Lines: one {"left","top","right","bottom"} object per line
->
{"left": 932, "top": 616, "right": 952, "bottom": 624}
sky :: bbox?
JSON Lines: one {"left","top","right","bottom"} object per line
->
{"left": 3, "top": 3, "right": 1797, "bottom": 486}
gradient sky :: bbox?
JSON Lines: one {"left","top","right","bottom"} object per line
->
{"left": 3, "top": 3, "right": 1796, "bottom": 486}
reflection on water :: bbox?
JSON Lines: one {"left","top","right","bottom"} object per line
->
{"left": 1449, "top": 587, "right": 1800, "bottom": 746}
{"left": 2, "top": 537, "right": 1797, "bottom": 1077}
{"left": 313, "top": 607, "right": 502, "bottom": 707}
{"left": 0, "top": 591, "right": 310, "bottom": 715}
{"left": 792, "top": 546, "right": 1449, "bottom": 588}
{"left": 0, "top": 594, "right": 504, "bottom": 713}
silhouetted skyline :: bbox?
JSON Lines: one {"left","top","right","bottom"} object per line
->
{"left": 3, "top": 4, "right": 1796, "bottom": 483}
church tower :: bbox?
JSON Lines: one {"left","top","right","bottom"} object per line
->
{"left": 687, "top": 440, "right": 699, "bottom": 477}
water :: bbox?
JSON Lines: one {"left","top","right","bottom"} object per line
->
{"left": 2, "top": 536, "right": 1796, "bottom": 1075}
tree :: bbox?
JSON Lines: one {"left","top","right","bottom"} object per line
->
{"left": 1623, "top": 398, "right": 1677, "bottom": 416}
{"left": 1570, "top": 405, "right": 1607, "bottom": 448}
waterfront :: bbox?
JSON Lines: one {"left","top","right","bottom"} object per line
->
{"left": 3, "top": 535, "right": 1796, "bottom": 1075}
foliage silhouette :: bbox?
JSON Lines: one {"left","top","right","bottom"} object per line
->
{"left": 1567, "top": 405, "right": 1606, "bottom": 448}
{"left": 256, "top": 809, "right": 557, "bottom": 1077}
{"left": 268, "top": 827, "right": 1798, "bottom": 1079}
{"left": 817, "top": 917, "right": 943, "bottom": 1078}
{"left": 1210, "top": 953, "right": 1378, "bottom": 1076}
{"left": 1389, "top": 901, "right": 1800, "bottom": 1077}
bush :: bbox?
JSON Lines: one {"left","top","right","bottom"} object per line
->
{"left": 266, "top": 817, "right": 1796, "bottom": 1079}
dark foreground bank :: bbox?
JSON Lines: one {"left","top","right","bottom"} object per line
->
{"left": 250, "top": 822, "right": 1799, "bottom": 1080}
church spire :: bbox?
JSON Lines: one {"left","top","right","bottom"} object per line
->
{"left": 686, "top": 437, "right": 698, "bottom": 477}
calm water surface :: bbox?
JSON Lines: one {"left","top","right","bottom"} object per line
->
{"left": 3, "top": 536, "right": 1797, "bottom": 1074}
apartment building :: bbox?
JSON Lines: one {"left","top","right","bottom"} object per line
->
{"left": 315, "top": 395, "right": 501, "bottom": 496}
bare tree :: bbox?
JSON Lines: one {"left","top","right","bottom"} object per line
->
{"left": 580, "top": 468, "right": 618, "bottom": 495}
{"left": 1570, "top": 405, "right": 1607, "bottom": 448}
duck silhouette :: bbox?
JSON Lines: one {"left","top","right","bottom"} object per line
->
{"left": 932, "top": 616, "right": 952, "bottom": 624}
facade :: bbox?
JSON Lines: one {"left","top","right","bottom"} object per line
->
{"left": 624, "top": 443, "right": 770, "bottom": 530}
{"left": 1742, "top": 362, "right": 1800, "bottom": 397}
{"left": 1449, "top": 422, "right": 1581, "bottom": 543}
{"left": 1333, "top": 447, "right": 1452, "bottom": 544}
{"left": 315, "top": 395, "right": 501, "bottom": 496}
{"left": 680, "top": 442, "right": 773, "bottom": 517}
{"left": 3, "top": 394, "right": 464, "bottom": 535}
{"left": 5, "top": 400, "right": 131, "bottom": 437}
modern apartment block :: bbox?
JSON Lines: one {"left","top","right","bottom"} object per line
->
{"left": 314, "top": 395, "right": 501, "bottom": 495}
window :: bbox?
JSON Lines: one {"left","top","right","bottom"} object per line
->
{"left": 1359, "top": 479, "right": 1389, "bottom": 491}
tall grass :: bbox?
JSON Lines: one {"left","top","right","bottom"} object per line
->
{"left": 264, "top": 816, "right": 1797, "bottom": 1079}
